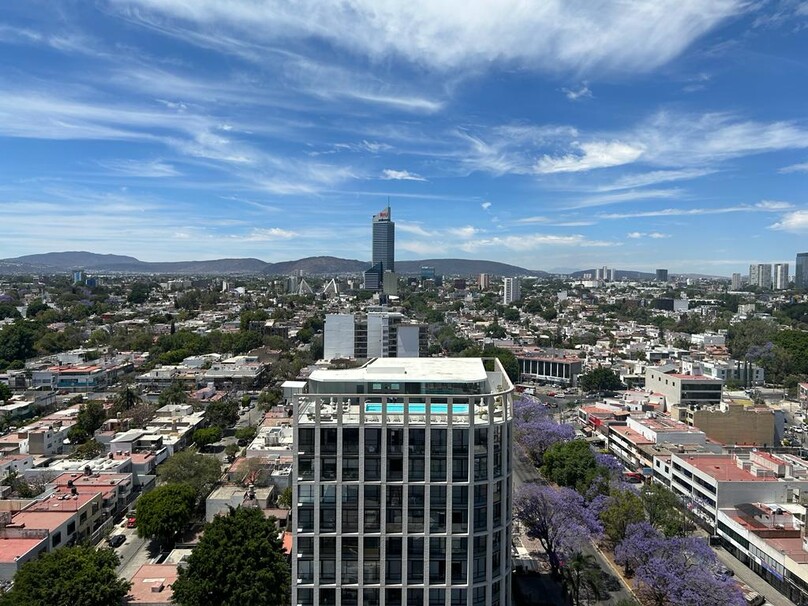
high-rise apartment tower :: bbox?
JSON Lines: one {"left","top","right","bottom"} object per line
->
{"left": 796, "top": 253, "right": 808, "bottom": 289}
{"left": 292, "top": 357, "right": 515, "bottom": 606}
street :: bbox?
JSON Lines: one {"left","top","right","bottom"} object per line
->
{"left": 112, "top": 523, "right": 150, "bottom": 580}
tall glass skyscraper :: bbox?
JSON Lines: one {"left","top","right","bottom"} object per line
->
{"left": 796, "top": 252, "right": 808, "bottom": 289}
{"left": 372, "top": 206, "right": 395, "bottom": 273}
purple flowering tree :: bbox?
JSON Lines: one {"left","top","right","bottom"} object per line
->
{"left": 614, "top": 521, "right": 664, "bottom": 575}
{"left": 513, "top": 397, "right": 575, "bottom": 465}
{"left": 635, "top": 528, "right": 745, "bottom": 606}
{"left": 513, "top": 483, "right": 602, "bottom": 578}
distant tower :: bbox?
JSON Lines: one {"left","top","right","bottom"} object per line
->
{"left": 796, "top": 252, "right": 808, "bottom": 289}
{"left": 774, "top": 263, "right": 789, "bottom": 290}
{"left": 503, "top": 277, "right": 521, "bottom": 305}
{"left": 731, "top": 273, "right": 742, "bottom": 290}
{"left": 72, "top": 269, "right": 84, "bottom": 285}
{"left": 365, "top": 206, "right": 395, "bottom": 290}
{"left": 655, "top": 269, "right": 668, "bottom": 282}
{"left": 479, "top": 273, "right": 491, "bottom": 290}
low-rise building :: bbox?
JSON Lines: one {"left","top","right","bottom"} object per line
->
{"left": 127, "top": 564, "right": 178, "bottom": 606}
{"left": 645, "top": 366, "right": 723, "bottom": 409}
{"left": 516, "top": 351, "right": 582, "bottom": 386}
{"left": 681, "top": 403, "right": 776, "bottom": 447}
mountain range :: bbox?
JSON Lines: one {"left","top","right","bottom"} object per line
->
{"left": 0, "top": 251, "right": 548, "bottom": 278}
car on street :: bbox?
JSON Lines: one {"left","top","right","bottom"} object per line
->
{"left": 107, "top": 534, "right": 126, "bottom": 548}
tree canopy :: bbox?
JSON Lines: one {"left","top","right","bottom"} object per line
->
{"left": 578, "top": 367, "right": 624, "bottom": 393}
{"left": 136, "top": 484, "right": 196, "bottom": 546}
{"left": 156, "top": 450, "right": 222, "bottom": 499}
{"left": 541, "top": 439, "right": 602, "bottom": 494}
{"left": 171, "top": 507, "right": 291, "bottom": 606}
{"left": 0, "top": 545, "right": 130, "bottom": 606}
{"left": 205, "top": 399, "right": 239, "bottom": 429}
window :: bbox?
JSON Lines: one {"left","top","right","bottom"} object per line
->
{"left": 386, "top": 589, "right": 402, "bottom": 606}
{"left": 409, "top": 428, "right": 426, "bottom": 454}
{"left": 364, "top": 509, "right": 380, "bottom": 532}
{"left": 298, "top": 588, "right": 314, "bottom": 606}
{"left": 451, "top": 538, "right": 467, "bottom": 584}
{"left": 321, "top": 428, "right": 338, "bottom": 453}
{"left": 299, "top": 457, "right": 314, "bottom": 480}
{"left": 408, "top": 508, "right": 425, "bottom": 533}
{"left": 299, "top": 485, "right": 315, "bottom": 504}
{"left": 320, "top": 507, "right": 336, "bottom": 532}
{"left": 451, "top": 508, "right": 468, "bottom": 533}
{"left": 365, "top": 428, "right": 381, "bottom": 454}
{"left": 473, "top": 536, "right": 487, "bottom": 582}
{"left": 342, "top": 457, "right": 360, "bottom": 480}
{"left": 430, "top": 589, "right": 444, "bottom": 606}
{"left": 343, "top": 485, "right": 359, "bottom": 505}
{"left": 320, "top": 589, "right": 336, "bottom": 606}
{"left": 365, "top": 485, "right": 381, "bottom": 506}
{"left": 364, "top": 589, "right": 380, "bottom": 606}
{"left": 407, "top": 558, "right": 424, "bottom": 583}
{"left": 474, "top": 455, "right": 488, "bottom": 481}
{"left": 474, "top": 427, "right": 488, "bottom": 449}
{"left": 365, "top": 457, "right": 381, "bottom": 481}
{"left": 472, "top": 587, "right": 486, "bottom": 606}
{"left": 430, "top": 457, "right": 447, "bottom": 481}
{"left": 320, "top": 559, "right": 336, "bottom": 583}
{"left": 298, "top": 560, "right": 314, "bottom": 583}
{"left": 451, "top": 589, "right": 467, "bottom": 606}
{"left": 299, "top": 428, "right": 315, "bottom": 455}
{"left": 298, "top": 506, "right": 314, "bottom": 532}
{"left": 388, "top": 429, "right": 404, "bottom": 454}
{"left": 321, "top": 457, "right": 337, "bottom": 480}
{"left": 321, "top": 485, "right": 337, "bottom": 504}
{"left": 342, "top": 508, "right": 359, "bottom": 533}
{"left": 452, "top": 457, "right": 468, "bottom": 481}
{"left": 342, "top": 588, "right": 358, "bottom": 605}
{"left": 343, "top": 427, "right": 359, "bottom": 454}
{"left": 431, "top": 429, "right": 447, "bottom": 455}
{"left": 408, "top": 589, "right": 424, "bottom": 606}
{"left": 388, "top": 457, "right": 404, "bottom": 481}
{"left": 453, "top": 429, "right": 469, "bottom": 455}
{"left": 409, "top": 457, "right": 425, "bottom": 481}
{"left": 52, "top": 531, "right": 62, "bottom": 548}
{"left": 342, "top": 561, "right": 359, "bottom": 584}
{"left": 67, "top": 521, "right": 76, "bottom": 535}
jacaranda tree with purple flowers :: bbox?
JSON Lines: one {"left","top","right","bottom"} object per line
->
{"left": 513, "top": 397, "right": 575, "bottom": 465}
{"left": 513, "top": 483, "right": 602, "bottom": 578}
{"left": 615, "top": 522, "right": 745, "bottom": 606}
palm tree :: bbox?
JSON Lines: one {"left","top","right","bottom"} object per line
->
{"left": 115, "top": 383, "right": 141, "bottom": 411}
{"left": 563, "top": 552, "right": 600, "bottom": 606}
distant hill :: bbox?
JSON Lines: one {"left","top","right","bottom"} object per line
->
{"left": 264, "top": 256, "right": 368, "bottom": 276}
{"left": 0, "top": 251, "right": 545, "bottom": 277}
{"left": 397, "top": 259, "right": 546, "bottom": 277}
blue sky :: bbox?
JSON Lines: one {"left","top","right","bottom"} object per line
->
{"left": 1, "top": 1, "right": 807, "bottom": 274}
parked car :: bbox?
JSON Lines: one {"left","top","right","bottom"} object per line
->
{"left": 107, "top": 534, "right": 126, "bottom": 548}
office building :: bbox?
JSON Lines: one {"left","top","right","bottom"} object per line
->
{"left": 515, "top": 352, "right": 583, "bottom": 386}
{"left": 774, "top": 263, "right": 789, "bottom": 290}
{"left": 364, "top": 207, "right": 395, "bottom": 291}
{"left": 478, "top": 274, "right": 490, "bottom": 290}
{"left": 323, "top": 310, "right": 428, "bottom": 360}
{"left": 796, "top": 252, "right": 808, "bottom": 289}
{"left": 731, "top": 273, "right": 742, "bottom": 290}
{"left": 373, "top": 206, "right": 395, "bottom": 273}
{"left": 644, "top": 367, "right": 723, "bottom": 410}
{"left": 292, "top": 357, "right": 514, "bottom": 606}
{"left": 72, "top": 270, "right": 84, "bottom": 285}
{"left": 420, "top": 266, "right": 435, "bottom": 281}
{"left": 655, "top": 269, "right": 668, "bottom": 282}
{"left": 502, "top": 277, "right": 520, "bottom": 305}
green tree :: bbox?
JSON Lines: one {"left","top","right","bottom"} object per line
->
{"left": 0, "top": 383, "right": 11, "bottom": 403}
{"left": 25, "top": 299, "right": 51, "bottom": 318}
{"left": 75, "top": 401, "right": 106, "bottom": 438}
{"left": 0, "top": 322, "right": 37, "bottom": 368}
{"left": 193, "top": 427, "right": 222, "bottom": 449}
{"left": 0, "top": 303, "right": 21, "bottom": 321}
{"left": 70, "top": 439, "right": 103, "bottom": 460}
{"left": 641, "top": 483, "right": 690, "bottom": 537}
{"left": 578, "top": 367, "right": 624, "bottom": 393}
{"left": 171, "top": 507, "right": 291, "bottom": 606}
{"left": 563, "top": 552, "right": 601, "bottom": 606}
{"left": 0, "top": 545, "right": 130, "bottom": 606}
{"left": 234, "top": 425, "right": 258, "bottom": 442}
{"left": 127, "top": 282, "right": 151, "bottom": 304}
{"left": 114, "top": 383, "right": 141, "bottom": 411}
{"left": 224, "top": 443, "right": 240, "bottom": 461}
{"left": 600, "top": 488, "right": 646, "bottom": 545}
{"left": 157, "top": 450, "right": 222, "bottom": 499}
{"left": 277, "top": 485, "right": 292, "bottom": 509}
{"left": 205, "top": 399, "right": 239, "bottom": 429}
{"left": 158, "top": 381, "right": 187, "bottom": 407}
{"left": 136, "top": 484, "right": 196, "bottom": 547}
{"left": 541, "top": 440, "right": 600, "bottom": 493}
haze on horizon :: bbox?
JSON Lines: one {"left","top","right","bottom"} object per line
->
{"left": 1, "top": 1, "right": 808, "bottom": 274}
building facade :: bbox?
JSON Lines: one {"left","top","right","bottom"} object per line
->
{"left": 655, "top": 269, "right": 668, "bottom": 282}
{"left": 774, "top": 263, "right": 790, "bottom": 290}
{"left": 323, "top": 311, "right": 428, "bottom": 360}
{"left": 373, "top": 206, "right": 395, "bottom": 274}
{"left": 292, "top": 358, "right": 514, "bottom": 606}
{"left": 731, "top": 273, "right": 742, "bottom": 290}
{"left": 796, "top": 252, "right": 808, "bottom": 290}
{"left": 502, "top": 278, "right": 520, "bottom": 305}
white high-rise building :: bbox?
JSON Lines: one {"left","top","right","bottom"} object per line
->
{"left": 323, "top": 310, "right": 427, "bottom": 360}
{"left": 478, "top": 273, "right": 491, "bottom": 290}
{"left": 758, "top": 264, "right": 773, "bottom": 290}
{"left": 731, "top": 273, "right": 742, "bottom": 290}
{"left": 774, "top": 263, "right": 789, "bottom": 290}
{"left": 292, "top": 357, "right": 514, "bottom": 606}
{"left": 502, "top": 277, "right": 521, "bottom": 305}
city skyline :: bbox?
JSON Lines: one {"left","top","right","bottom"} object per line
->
{"left": 1, "top": 2, "right": 808, "bottom": 273}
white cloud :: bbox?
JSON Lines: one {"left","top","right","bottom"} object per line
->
{"left": 564, "top": 188, "right": 681, "bottom": 209}
{"left": 381, "top": 169, "right": 427, "bottom": 181}
{"left": 627, "top": 231, "right": 670, "bottom": 239}
{"left": 396, "top": 223, "right": 435, "bottom": 237}
{"left": 601, "top": 202, "right": 791, "bottom": 220}
{"left": 598, "top": 168, "right": 715, "bottom": 191}
{"left": 398, "top": 240, "right": 448, "bottom": 255}
{"left": 770, "top": 210, "right": 808, "bottom": 233}
{"left": 98, "top": 158, "right": 181, "bottom": 177}
{"left": 780, "top": 161, "right": 808, "bottom": 173}
{"left": 535, "top": 141, "right": 645, "bottom": 174}
{"left": 447, "top": 226, "right": 478, "bottom": 238}
{"left": 240, "top": 227, "right": 298, "bottom": 241}
{"left": 113, "top": 0, "right": 743, "bottom": 74}
{"left": 460, "top": 233, "right": 617, "bottom": 252}
{"left": 481, "top": 201, "right": 492, "bottom": 210}
{"left": 756, "top": 200, "right": 794, "bottom": 210}
{"left": 562, "top": 83, "right": 592, "bottom": 101}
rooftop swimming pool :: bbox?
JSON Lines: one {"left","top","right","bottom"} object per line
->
{"left": 364, "top": 403, "right": 470, "bottom": 415}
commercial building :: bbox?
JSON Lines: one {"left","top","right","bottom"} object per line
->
{"left": 323, "top": 310, "right": 428, "bottom": 360}
{"left": 478, "top": 274, "right": 490, "bottom": 290}
{"left": 655, "top": 269, "right": 668, "bottom": 282}
{"left": 515, "top": 352, "right": 582, "bottom": 386}
{"left": 365, "top": 206, "right": 395, "bottom": 291}
{"left": 796, "top": 252, "right": 808, "bottom": 290}
{"left": 645, "top": 367, "right": 723, "bottom": 410}
{"left": 503, "top": 278, "right": 520, "bottom": 305}
{"left": 774, "top": 263, "right": 790, "bottom": 290}
{"left": 681, "top": 404, "right": 775, "bottom": 447}
{"left": 292, "top": 357, "right": 514, "bottom": 606}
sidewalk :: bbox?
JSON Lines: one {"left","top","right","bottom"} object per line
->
{"left": 713, "top": 546, "right": 794, "bottom": 606}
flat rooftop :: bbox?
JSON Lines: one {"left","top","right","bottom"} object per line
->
{"left": 0, "top": 537, "right": 46, "bottom": 563}
{"left": 127, "top": 564, "right": 177, "bottom": 604}
{"left": 679, "top": 455, "right": 777, "bottom": 482}
{"left": 308, "top": 357, "right": 489, "bottom": 385}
